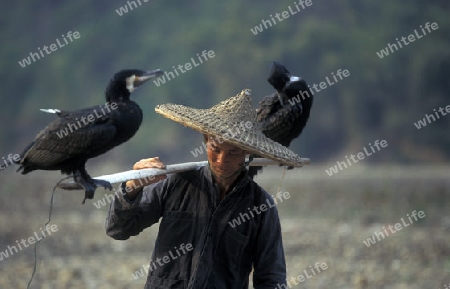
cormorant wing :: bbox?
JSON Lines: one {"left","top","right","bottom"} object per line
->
{"left": 21, "top": 105, "right": 117, "bottom": 169}
{"left": 256, "top": 94, "right": 303, "bottom": 147}
{"left": 256, "top": 93, "right": 282, "bottom": 120}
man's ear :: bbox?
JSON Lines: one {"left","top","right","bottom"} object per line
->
{"left": 203, "top": 134, "right": 209, "bottom": 143}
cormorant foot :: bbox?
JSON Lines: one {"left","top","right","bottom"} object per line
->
{"left": 81, "top": 180, "right": 113, "bottom": 204}
{"left": 93, "top": 179, "right": 113, "bottom": 191}
{"left": 74, "top": 175, "right": 112, "bottom": 204}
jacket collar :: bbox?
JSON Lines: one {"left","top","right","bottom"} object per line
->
{"left": 203, "top": 165, "right": 250, "bottom": 199}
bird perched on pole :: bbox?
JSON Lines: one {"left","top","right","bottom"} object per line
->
{"left": 248, "top": 61, "right": 313, "bottom": 179}
{"left": 16, "top": 69, "right": 164, "bottom": 203}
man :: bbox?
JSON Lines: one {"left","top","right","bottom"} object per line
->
{"left": 106, "top": 89, "right": 304, "bottom": 288}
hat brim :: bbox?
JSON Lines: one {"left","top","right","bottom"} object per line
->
{"left": 155, "top": 89, "right": 305, "bottom": 167}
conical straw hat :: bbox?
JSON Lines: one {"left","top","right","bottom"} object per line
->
{"left": 155, "top": 89, "right": 304, "bottom": 167}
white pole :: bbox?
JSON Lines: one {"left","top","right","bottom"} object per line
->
{"left": 57, "top": 158, "right": 310, "bottom": 190}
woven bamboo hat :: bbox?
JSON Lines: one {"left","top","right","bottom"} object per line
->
{"left": 155, "top": 89, "right": 304, "bottom": 167}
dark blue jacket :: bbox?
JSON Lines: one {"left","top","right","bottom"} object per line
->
{"left": 106, "top": 165, "right": 286, "bottom": 288}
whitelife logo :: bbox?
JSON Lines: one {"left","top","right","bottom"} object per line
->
{"left": 18, "top": 31, "right": 81, "bottom": 68}
{"left": 250, "top": 0, "right": 313, "bottom": 35}
{"left": 228, "top": 192, "right": 291, "bottom": 228}
{"left": 0, "top": 224, "right": 58, "bottom": 261}
{"left": 131, "top": 243, "right": 193, "bottom": 280}
{"left": 325, "top": 139, "right": 388, "bottom": 176}
{"left": 287, "top": 69, "right": 350, "bottom": 106}
{"left": 363, "top": 210, "right": 425, "bottom": 247}
{"left": 376, "top": 22, "right": 439, "bottom": 59}
{"left": 275, "top": 262, "right": 328, "bottom": 288}
{"left": 55, "top": 102, "right": 118, "bottom": 138}
{"left": 115, "top": 0, "right": 149, "bottom": 16}
{"left": 0, "top": 153, "right": 21, "bottom": 172}
{"left": 414, "top": 104, "right": 450, "bottom": 129}
{"left": 153, "top": 50, "right": 215, "bottom": 87}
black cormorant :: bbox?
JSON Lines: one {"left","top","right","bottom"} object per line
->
{"left": 248, "top": 61, "right": 313, "bottom": 178}
{"left": 16, "top": 69, "right": 163, "bottom": 203}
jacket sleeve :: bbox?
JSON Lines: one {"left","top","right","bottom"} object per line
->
{"left": 252, "top": 195, "right": 287, "bottom": 288}
{"left": 105, "top": 178, "right": 169, "bottom": 240}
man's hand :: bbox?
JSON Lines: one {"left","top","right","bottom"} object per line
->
{"left": 125, "top": 157, "right": 167, "bottom": 200}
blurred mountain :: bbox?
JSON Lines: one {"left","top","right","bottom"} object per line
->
{"left": 1, "top": 0, "right": 449, "bottom": 169}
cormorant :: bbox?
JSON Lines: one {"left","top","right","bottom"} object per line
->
{"left": 16, "top": 69, "right": 163, "bottom": 203}
{"left": 248, "top": 61, "right": 313, "bottom": 178}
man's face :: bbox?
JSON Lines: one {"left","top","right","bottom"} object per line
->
{"left": 204, "top": 135, "right": 247, "bottom": 180}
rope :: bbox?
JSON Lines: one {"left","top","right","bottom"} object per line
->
{"left": 27, "top": 175, "right": 72, "bottom": 289}
{"left": 276, "top": 166, "right": 288, "bottom": 194}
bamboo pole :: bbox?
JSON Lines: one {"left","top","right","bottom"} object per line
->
{"left": 57, "top": 158, "right": 310, "bottom": 190}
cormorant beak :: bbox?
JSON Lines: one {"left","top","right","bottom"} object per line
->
{"left": 134, "top": 69, "right": 164, "bottom": 87}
